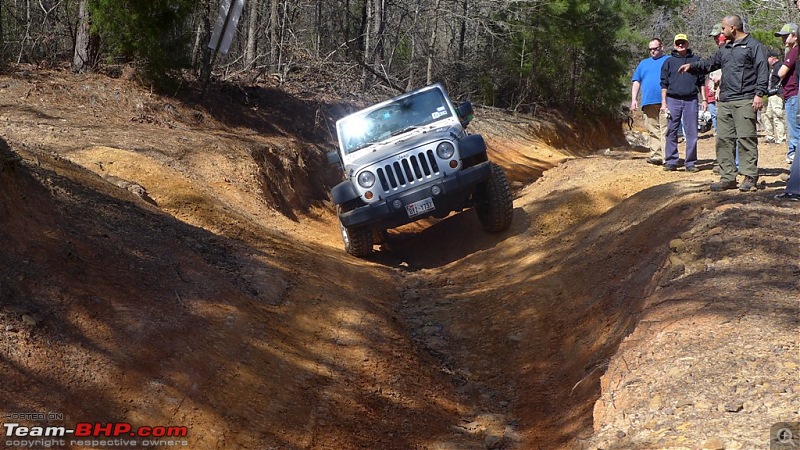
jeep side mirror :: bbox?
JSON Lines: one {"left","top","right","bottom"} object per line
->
{"left": 326, "top": 150, "right": 341, "bottom": 167}
{"left": 455, "top": 101, "right": 475, "bottom": 128}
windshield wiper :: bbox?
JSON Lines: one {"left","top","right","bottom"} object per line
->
{"left": 390, "top": 125, "right": 418, "bottom": 137}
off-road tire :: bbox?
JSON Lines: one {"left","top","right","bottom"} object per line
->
{"left": 474, "top": 163, "right": 513, "bottom": 232}
{"left": 337, "top": 205, "right": 373, "bottom": 257}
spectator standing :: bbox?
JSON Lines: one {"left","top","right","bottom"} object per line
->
{"left": 679, "top": 15, "right": 769, "bottom": 192}
{"left": 632, "top": 39, "right": 670, "bottom": 165}
{"left": 773, "top": 0, "right": 800, "bottom": 201}
{"left": 774, "top": 23, "right": 799, "bottom": 165}
{"left": 763, "top": 51, "right": 787, "bottom": 144}
{"left": 660, "top": 34, "right": 705, "bottom": 172}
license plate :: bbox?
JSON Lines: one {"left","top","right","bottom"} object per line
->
{"left": 406, "top": 197, "right": 435, "bottom": 217}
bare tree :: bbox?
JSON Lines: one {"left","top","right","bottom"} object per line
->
{"left": 72, "top": 0, "right": 92, "bottom": 73}
{"left": 245, "top": 0, "right": 260, "bottom": 68}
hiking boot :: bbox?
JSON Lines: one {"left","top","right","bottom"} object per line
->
{"left": 646, "top": 157, "right": 663, "bottom": 165}
{"left": 684, "top": 166, "right": 699, "bottom": 173}
{"left": 663, "top": 164, "right": 678, "bottom": 171}
{"left": 712, "top": 165, "right": 720, "bottom": 175}
{"left": 739, "top": 176, "right": 758, "bottom": 192}
{"left": 774, "top": 192, "right": 800, "bottom": 202}
{"left": 710, "top": 180, "right": 737, "bottom": 191}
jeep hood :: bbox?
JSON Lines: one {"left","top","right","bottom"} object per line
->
{"left": 346, "top": 126, "right": 460, "bottom": 173}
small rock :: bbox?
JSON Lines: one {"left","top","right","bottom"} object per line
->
{"left": 669, "top": 238, "right": 686, "bottom": 252}
{"left": 21, "top": 314, "right": 37, "bottom": 327}
{"left": 507, "top": 332, "right": 523, "bottom": 343}
{"left": 701, "top": 436, "right": 725, "bottom": 449}
{"left": 648, "top": 394, "right": 663, "bottom": 411}
{"left": 485, "top": 434, "right": 503, "bottom": 449}
{"left": 724, "top": 401, "right": 743, "bottom": 413}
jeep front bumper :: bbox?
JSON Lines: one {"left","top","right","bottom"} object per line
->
{"left": 339, "top": 161, "right": 492, "bottom": 229}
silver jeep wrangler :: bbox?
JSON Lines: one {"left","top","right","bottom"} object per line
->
{"left": 328, "top": 83, "right": 513, "bottom": 257}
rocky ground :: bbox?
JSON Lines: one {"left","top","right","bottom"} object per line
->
{"left": 0, "top": 67, "right": 798, "bottom": 449}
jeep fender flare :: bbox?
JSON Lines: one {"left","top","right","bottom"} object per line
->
{"left": 459, "top": 134, "right": 488, "bottom": 161}
{"left": 332, "top": 180, "right": 360, "bottom": 205}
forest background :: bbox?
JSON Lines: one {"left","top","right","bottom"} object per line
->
{"left": 2, "top": 0, "right": 800, "bottom": 118}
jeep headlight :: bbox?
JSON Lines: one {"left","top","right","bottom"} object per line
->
{"left": 436, "top": 142, "right": 455, "bottom": 159}
{"left": 357, "top": 170, "right": 376, "bottom": 188}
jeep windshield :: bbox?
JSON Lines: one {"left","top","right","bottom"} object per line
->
{"left": 338, "top": 88, "right": 453, "bottom": 155}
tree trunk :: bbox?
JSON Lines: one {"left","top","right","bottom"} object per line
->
{"left": 72, "top": 0, "right": 91, "bottom": 73}
{"left": 0, "top": 0, "right": 4, "bottom": 54}
{"left": 458, "top": 0, "right": 467, "bottom": 61}
{"left": 245, "top": 0, "right": 259, "bottom": 69}
{"left": 406, "top": 0, "right": 421, "bottom": 90}
{"left": 198, "top": 0, "right": 214, "bottom": 82}
{"left": 372, "top": 0, "right": 385, "bottom": 71}
{"left": 314, "top": 0, "right": 322, "bottom": 57}
{"left": 426, "top": 0, "right": 442, "bottom": 85}
{"left": 268, "top": 0, "right": 279, "bottom": 72}
{"left": 361, "top": 0, "right": 371, "bottom": 84}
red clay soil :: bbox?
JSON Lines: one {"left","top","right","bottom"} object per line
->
{"left": 0, "top": 68, "right": 797, "bottom": 449}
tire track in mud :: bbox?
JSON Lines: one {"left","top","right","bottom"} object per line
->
{"left": 377, "top": 151, "right": 706, "bottom": 448}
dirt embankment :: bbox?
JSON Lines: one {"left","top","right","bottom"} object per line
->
{"left": 1, "top": 68, "right": 798, "bottom": 450}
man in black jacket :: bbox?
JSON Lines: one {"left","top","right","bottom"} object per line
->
{"left": 678, "top": 15, "right": 769, "bottom": 192}
{"left": 661, "top": 33, "right": 705, "bottom": 172}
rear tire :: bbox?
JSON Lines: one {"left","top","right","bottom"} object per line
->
{"left": 474, "top": 163, "right": 513, "bottom": 232}
{"left": 337, "top": 205, "right": 373, "bottom": 257}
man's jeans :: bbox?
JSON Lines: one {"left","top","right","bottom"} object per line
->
{"left": 707, "top": 102, "right": 718, "bottom": 132}
{"left": 784, "top": 95, "right": 799, "bottom": 161}
{"left": 787, "top": 152, "right": 800, "bottom": 195}
{"left": 665, "top": 97, "right": 698, "bottom": 168}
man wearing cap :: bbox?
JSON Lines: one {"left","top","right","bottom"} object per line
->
{"left": 763, "top": 51, "right": 787, "bottom": 145}
{"left": 774, "top": 23, "right": 799, "bottom": 165}
{"left": 660, "top": 34, "right": 705, "bottom": 172}
{"left": 631, "top": 38, "right": 670, "bottom": 166}
{"left": 678, "top": 15, "right": 769, "bottom": 192}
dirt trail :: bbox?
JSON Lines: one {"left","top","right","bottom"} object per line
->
{"left": 1, "top": 69, "right": 798, "bottom": 449}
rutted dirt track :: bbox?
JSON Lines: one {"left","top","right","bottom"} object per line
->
{"left": 0, "top": 69, "right": 798, "bottom": 449}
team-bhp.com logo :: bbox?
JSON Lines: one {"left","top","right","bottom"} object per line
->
{"left": 4, "top": 422, "right": 189, "bottom": 447}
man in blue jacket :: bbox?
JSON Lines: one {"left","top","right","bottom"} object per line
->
{"left": 661, "top": 34, "right": 706, "bottom": 172}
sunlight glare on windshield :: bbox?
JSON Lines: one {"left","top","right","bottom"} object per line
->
{"left": 344, "top": 116, "right": 369, "bottom": 140}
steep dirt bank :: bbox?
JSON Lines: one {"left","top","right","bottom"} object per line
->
{"left": 1, "top": 68, "right": 798, "bottom": 449}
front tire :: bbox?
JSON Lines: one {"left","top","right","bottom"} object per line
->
{"left": 474, "top": 163, "right": 513, "bottom": 232}
{"left": 337, "top": 205, "right": 374, "bottom": 257}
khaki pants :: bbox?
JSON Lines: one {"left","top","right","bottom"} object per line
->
{"left": 763, "top": 95, "right": 786, "bottom": 143}
{"left": 642, "top": 104, "right": 667, "bottom": 161}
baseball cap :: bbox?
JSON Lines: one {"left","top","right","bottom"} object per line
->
{"left": 674, "top": 33, "right": 688, "bottom": 44}
{"left": 775, "top": 23, "right": 798, "bottom": 36}
{"left": 708, "top": 23, "right": 722, "bottom": 37}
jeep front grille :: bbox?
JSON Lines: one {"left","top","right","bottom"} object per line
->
{"left": 376, "top": 150, "right": 440, "bottom": 192}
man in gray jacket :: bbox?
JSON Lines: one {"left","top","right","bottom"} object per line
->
{"left": 678, "top": 15, "right": 769, "bottom": 192}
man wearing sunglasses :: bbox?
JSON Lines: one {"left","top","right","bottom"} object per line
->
{"left": 631, "top": 38, "right": 670, "bottom": 166}
{"left": 660, "top": 34, "right": 705, "bottom": 172}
